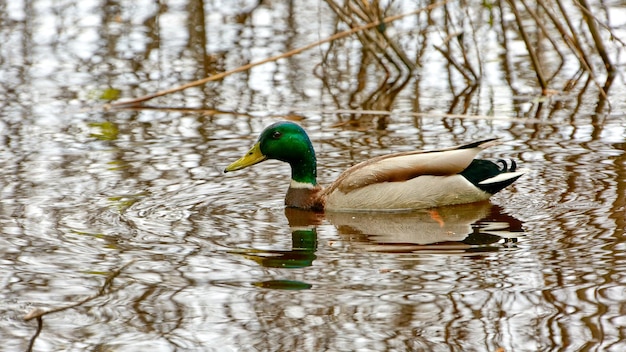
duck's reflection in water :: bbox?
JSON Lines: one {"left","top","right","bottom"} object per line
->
{"left": 233, "top": 202, "right": 524, "bottom": 277}
{"left": 327, "top": 201, "right": 523, "bottom": 253}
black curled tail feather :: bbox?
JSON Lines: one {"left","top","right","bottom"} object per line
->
{"left": 497, "top": 159, "right": 517, "bottom": 172}
{"left": 460, "top": 159, "right": 523, "bottom": 195}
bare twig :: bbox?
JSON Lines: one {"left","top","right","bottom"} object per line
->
{"left": 518, "top": 0, "right": 565, "bottom": 83}
{"left": 576, "top": 0, "right": 615, "bottom": 73}
{"left": 540, "top": 0, "right": 593, "bottom": 73}
{"left": 573, "top": 0, "right": 626, "bottom": 47}
{"left": 433, "top": 42, "right": 476, "bottom": 83}
{"left": 439, "top": 3, "right": 478, "bottom": 83}
{"left": 506, "top": 0, "right": 548, "bottom": 90}
{"left": 108, "top": 0, "right": 451, "bottom": 108}
{"left": 539, "top": 0, "right": 608, "bottom": 100}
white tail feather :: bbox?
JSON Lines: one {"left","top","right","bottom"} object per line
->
{"left": 478, "top": 170, "right": 526, "bottom": 185}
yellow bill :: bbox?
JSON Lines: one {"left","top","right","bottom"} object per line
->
{"left": 224, "top": 142, "right": 267, "bottom": 172}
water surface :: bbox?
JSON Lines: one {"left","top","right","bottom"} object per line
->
{"left": 1, "top": 1, "right": 625, "bottom": 351}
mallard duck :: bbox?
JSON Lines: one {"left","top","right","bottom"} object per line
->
{"left": 224, "top": 121, "right": 524, "bottom": 212}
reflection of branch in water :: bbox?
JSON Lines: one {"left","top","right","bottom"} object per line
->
{"left": 23, "top": 260, "right": 135, "bottom": 351}
{"left": 500, "top": 0, "right": 614, "bottom": 104}
{"left": 25, "top": 317, "right": 42, "bottom": 352}
{"left": 321, "top": 0, "right": 421, "bottom": 129}
{"left": 505, "top": 0, "right": 547, "bottom": 91}
{"left": 438, "top": 1, "right": 481, "bottom": 86}
{"left": 109, "top": 1, "right": 450, "bottom": 108}
{"left": 434, "top": 42, "right": 476, "bottom": 85}
{"left": 446, "top": 84, "right": 478, "bottom": 116}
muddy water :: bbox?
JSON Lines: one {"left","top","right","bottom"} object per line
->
{"left": 1, "top": 1, "right": 626, "bottom": 351}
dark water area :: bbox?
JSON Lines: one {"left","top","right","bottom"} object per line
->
{"left": 1, "top": 1, "right": 626, "bottom": 351}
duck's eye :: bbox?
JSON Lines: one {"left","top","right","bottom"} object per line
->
{"left": 272, "top": 131, "right": 282, "bottom": 139}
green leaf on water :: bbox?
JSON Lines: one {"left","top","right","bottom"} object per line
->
{"left": 99, "top": 88, "right": 121, "bottom": 101}
{"left": 89, "top": 121, "right": 119, "bottom": 141}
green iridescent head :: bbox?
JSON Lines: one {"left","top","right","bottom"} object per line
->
{"left": 224, "top": 121, "right": 318, "bottom": 185}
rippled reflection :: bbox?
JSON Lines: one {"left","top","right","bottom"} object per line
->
{"left": 327, "top": 202, "right": 523, "bottom": 252}
{"left": 232, "top": 203, "right": 524, "bottom": 274}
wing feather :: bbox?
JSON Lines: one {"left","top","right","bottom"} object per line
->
{"left": 326, "top": 138, "right": 499, "bottom": 194}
